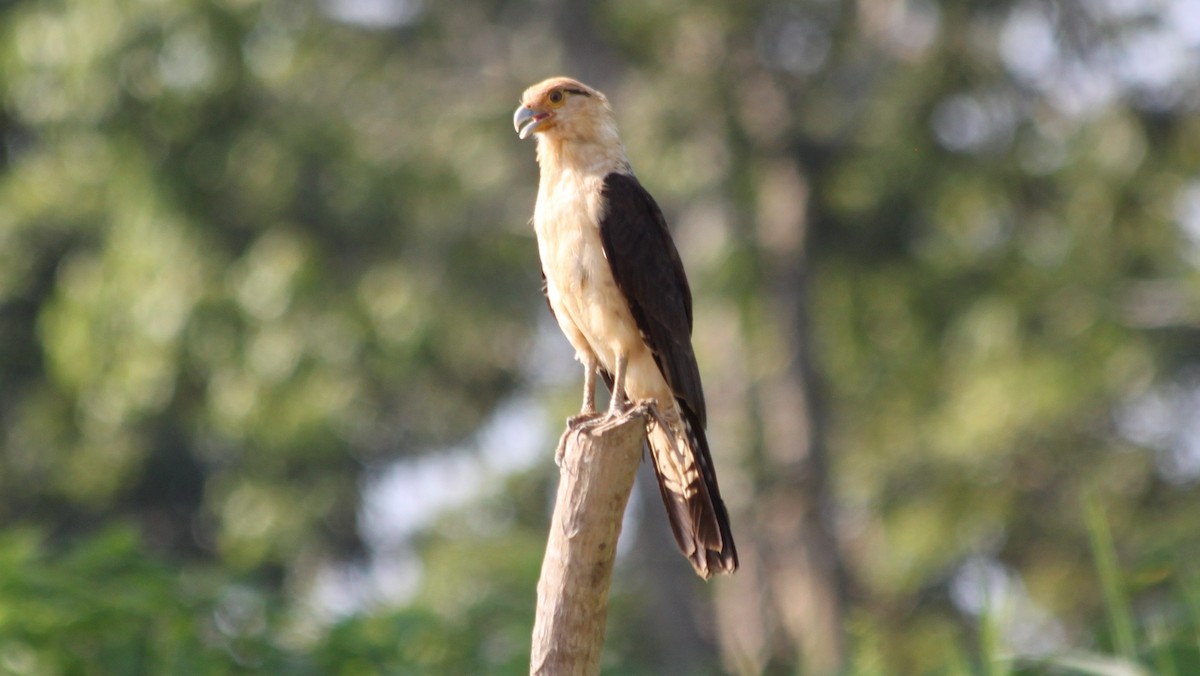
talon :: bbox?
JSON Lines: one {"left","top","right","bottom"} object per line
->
{"left": 567, "top": 411, "right": 604, "bottom": 429}
{"left": 634, "top": 399, "right": 667, "bottom": 429}
{"left": 557, "top": 412, "right": 606, "bottom": 465}
{"left": 554, "top": 428, "right": 572, "bottom": 466}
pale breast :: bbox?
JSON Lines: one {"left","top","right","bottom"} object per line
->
{"left": 533, "top": 171, "right": 643, "bottom": 370}
{"left": 533, "top": 172, "right": 603, "bottom": 296}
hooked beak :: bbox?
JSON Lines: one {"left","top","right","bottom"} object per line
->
{"left": 514, "top": 105, "right": 551, "bottom": 140}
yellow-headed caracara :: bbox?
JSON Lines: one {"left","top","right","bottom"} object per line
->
{"left": 514, "top": 77, "right": 738, "bottom": 578}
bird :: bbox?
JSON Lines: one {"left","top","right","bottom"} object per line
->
{"left": 513, "top": 77, "right": 737, "bottom": 578}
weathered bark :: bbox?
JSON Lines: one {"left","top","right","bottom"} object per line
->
{"left": 530, "top": 409, "right": 647, "bottom": 676}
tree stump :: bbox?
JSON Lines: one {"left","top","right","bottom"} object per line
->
{"left": 530, "top": 408, "right": 647, "bottom": 676}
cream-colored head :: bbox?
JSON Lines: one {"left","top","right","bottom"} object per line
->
{"left": 513, "top": 77, "right": 616, "bottom": 144}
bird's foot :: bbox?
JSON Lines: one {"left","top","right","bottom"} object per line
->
{"left": 554, "top": 402, "right": 662, "bottom": 466}
{"left": 629, "top": 399, "right": 668, "bottom": 431}
{"left": 567, "top": 410, "right": 605, "bottom": 429}
{"left": 606, "top": 396, "right": 631, "bottom": 418}
{"left": 555, "top": 411, "right": 605, "bottom": 466}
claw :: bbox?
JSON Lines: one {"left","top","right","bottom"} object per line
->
{"left": 554, "top": 401, "right": 663, "bottom": 466}
{"left": 567, "top": 411, "right": 605, "bottom": 429}
{"left": 554, "top": 428, "right": 571, "bottom": 466}
{"left": 556, "top": 412, "right": 606, "bottom": 466}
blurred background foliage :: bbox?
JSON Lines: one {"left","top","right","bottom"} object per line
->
{"left": 2, "top": 0, "right": 1200, "bottom": 673}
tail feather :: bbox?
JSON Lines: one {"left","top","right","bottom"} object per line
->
{"left": 646, "top": 403, "right": 738, "bottom": 579}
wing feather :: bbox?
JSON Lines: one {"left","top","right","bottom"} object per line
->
{"left": 598, "top": 172, "right": 737, "bottom": 577}
{"left": 597, "top": 173, "right": 705, "bottom": 425}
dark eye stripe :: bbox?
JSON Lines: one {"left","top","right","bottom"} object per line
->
{"left": 562, "top": 88, "right": 591, "bottom": 97}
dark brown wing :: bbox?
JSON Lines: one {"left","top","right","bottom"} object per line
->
{"left": 598, "top": 173, "right": 705, "bottom": 426}
{"left": 598, "top": 172, "right": 737, "bottom": 576}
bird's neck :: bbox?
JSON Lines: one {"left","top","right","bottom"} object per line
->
{"left": 536, "top": 127, "right": 629, "bottom": 179}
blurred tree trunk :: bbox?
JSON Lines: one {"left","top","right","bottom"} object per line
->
{"left": 715, "top": 158, "right": 847, "bottom": 674}
{"left": 629, "top": 462, "right": 720, "bottom": 674}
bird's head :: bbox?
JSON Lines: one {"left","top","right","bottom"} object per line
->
{"left": 513, "top": 77, "right": 613, "bottom": 143}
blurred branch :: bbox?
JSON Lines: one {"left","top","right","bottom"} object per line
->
{"left": 530, "top": 409, "right": 647, "bottom": 676}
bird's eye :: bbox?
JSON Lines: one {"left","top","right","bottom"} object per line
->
{"left": 548, "top": 90, "right": 565, "bottom": 105}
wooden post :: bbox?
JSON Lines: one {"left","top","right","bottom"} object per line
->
{"left": 530, "top": 408, "right": 647, "bottom": 676}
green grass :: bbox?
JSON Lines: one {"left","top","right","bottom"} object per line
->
{"left": 959, "top": 493, "right": 1200, "bottom": 676}
{"left": 1084, "top": 491, "right": 1138, "bottom": 662}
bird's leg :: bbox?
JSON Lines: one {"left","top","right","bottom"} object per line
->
{"left": 553, "top": 356, "right": 642, "bottom": 466}
{"left": 579, "top": 358, "right": 597, "bottom": 415}
{"left": 567, "top": 357, "right": 603, "bottom": 427}
{"left": 559, "top": 358, "right": 604, "bottom": 465}
{"left": 606, "top": 352, "right": 630, "bottom": 416}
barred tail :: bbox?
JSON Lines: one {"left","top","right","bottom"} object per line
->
{"left": 646, "top": 402, "right": 738, "bottom": 579}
